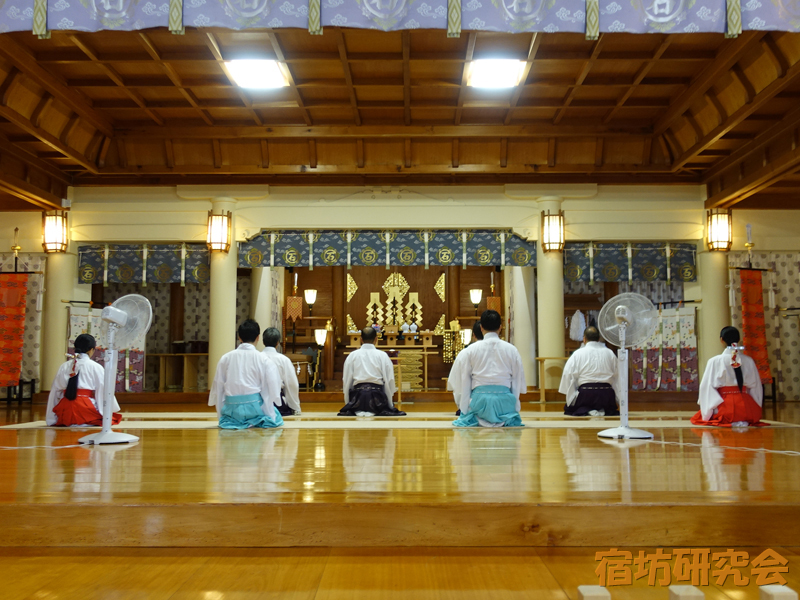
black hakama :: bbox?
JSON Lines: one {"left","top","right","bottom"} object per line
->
{"left": 338, "top": 382, "right": 407, "bottom": 416}
{"left": 563, "top": 383, "right": 620, "bottom": 416}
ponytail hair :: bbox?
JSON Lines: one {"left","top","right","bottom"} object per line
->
{"left": 65, "top": 334, "right": 96, "bottom": 400}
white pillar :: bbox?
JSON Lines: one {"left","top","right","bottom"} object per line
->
{"left": 208, "top": 198, "right": 238, "bottom": 383}
{"left": 42, "top": 250, "right": 79, "bottom": 390}
{"left": 536, "top": 196, "right": 566, "bottom": 390}
{"left": 696, "top": 250, "right": 728, "bottom": 378}
{"left": 250, "top": 266, "right": 281, "bottom": 350}
{"left": 510, "top": 266, "right": 537, "bottom": 389}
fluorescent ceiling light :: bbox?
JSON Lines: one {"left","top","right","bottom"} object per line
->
{"left": 225, "top": 60, "right": 288, "bottom": 89}
{"left": 467, "top": 59, "right": 526, "bottom": 89}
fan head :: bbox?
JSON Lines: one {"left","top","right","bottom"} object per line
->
{"left": 102, "top": 294, "right": 153, "bottom": 349}
{"left": 597, "top": 292, "right": 657, "bottom": 348}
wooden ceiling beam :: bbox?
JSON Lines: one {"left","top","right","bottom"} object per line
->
{"left": 117, "top": 124, "right": 652, "bottom": 140}
{"left": 702, "top": 103, "right": 800, "bottom": 182}
{"left": 603, "top": 37, "right": 671, "bottom": 124}
{"left": 402, "top": 31, "right": 411, "bottom": 126}
{"left": 705, "top": 146, "right": 800, "bottom": 208}
{"left": 266, "top": 32, "right": 312, "bottom": 126}
{"left": 67, "top": 34, "right": 163, "bottom": 126}
{"left": 94, "top": 162, "right": 676, "bottom": 176}
{"left": 504, "top": 33, "right": 541, "bottom": 126}
{"left": 138, "top": 33, "right": 214, "bottom": 126}
{"left": 553, "top": 35, "right": 605, "bottom": 125}
{"left": 0, "top": 104, "right": 98, "bottom": 173}
{"left": 0, "top": 38, "right": 113, "bottom": 136}
{"left": 336, "top": 30, "right": 361, "bottom": 127}
{"left": 673, "top": 52, "right": 800, "bottom": 171}
{"left": 203, "top": 33, "right": 261, "bottom": 126}
{"left": 454, "top": 33, "right": 477, "bottom": 126}
{"left": 653, "top": 31, "right": 766, "bottom": 136}
{"left": 0, "top": 134, "right": 71, "bottom": 184}
{"left": 0, "top": 170, "right": 64, "bottom": 210}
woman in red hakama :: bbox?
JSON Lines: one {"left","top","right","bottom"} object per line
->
{"left": 690, "top": 326, "right": 765, "bottom": 427}
{"left": 45, "top": 334, "right": 122, "bottom": 427}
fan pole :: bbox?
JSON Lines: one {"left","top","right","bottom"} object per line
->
{"left": 79, "top": 324, "right": 139, "bottom": 445}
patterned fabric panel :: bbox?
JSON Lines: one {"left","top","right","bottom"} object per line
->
{"left": 78, "top": 244, "right": 209, "bottom": 284}
{"left": 592, "top": 243, "right": 628, "bottom": 282}
{"left": 564, "top": 243, "right": 592, "bottom": 283}
{"left": 239, "top": 229, "right": 537, "bottom": 268}
{"left": 598, "top": 0, "right": 726, "bottom": 34}
{"left": 46, "top": 0, "right": 170, "bottom": 32}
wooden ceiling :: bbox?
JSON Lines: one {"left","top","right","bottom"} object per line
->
{"left": 2, "top": 28, "right": 800, "bottom": 210}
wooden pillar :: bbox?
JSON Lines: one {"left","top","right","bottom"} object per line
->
{"left": 332, "top": 266, "right": 345, "bottom": 342}
{"left": 447, "top": 266, "right": 460, "bottom": 323}
{"left": 91, "top": 283, "right": 104, "bottom": 306}
{"left": 169, "top": 282, "right": 185, "bottom": 346}
{"left": 603, "top": 282, "right": 619, "bottom": 302}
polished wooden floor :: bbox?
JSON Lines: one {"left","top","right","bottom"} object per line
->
{"left": 1, "top": 401, "right": 800, "bottom": 598}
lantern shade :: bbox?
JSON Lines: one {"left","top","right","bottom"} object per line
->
{"left": 207, "top": 210, "right": 232, "bottom": 253}
{"left": 541, "top": 210, "right": 565, "bottom": 252}
{"left": 314, "top": 328, "right": 327, "bottom": 346}
{"left": 304, "top": 289, "right": 318, "bottom": 305}
{"left": 707, "top": 208, "right": 733, "bottom": 252}
{"left": 469, "top": 289, "right": 483, "bottom": 305}
{"left": 42, "top": 210, "right": 68, "bottom": 253}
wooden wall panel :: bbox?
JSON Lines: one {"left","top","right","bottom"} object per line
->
{"left": 411, "top": 139, "right": 450, "bottom": 166}
{"left": 221, "top": 140, "right": 261, "bottom": 166}
{"left": 68, "top": 120, "right": 96, "bottom": 155}
{"left": 129, "top": 140, "right": 167, "bottom": 167}
{"left": 364, "top": 140, "right": 404, "bottom": 166}
{"left": 604, "top": 139, "right": 643, "bottom": 165}
{"left": 173, "top": 141, "right": 214, "bottom": 167}
{"left": 286, "top": 267, "right": 334, "bottom": 319}
{"left": 555, "top": 138, "right": 594, "bottom": 165}
{"left": 458, "top": 267, "right": 497, "bottom": 318}
{"left": 507, "top": 139, "right": 548, "bottom": 165}
{"left": 460, "top": 139, "right": 500, "bottom": 166}
{"left": 270, "top": 140, "right": 310, "bottom": 166}
{"left": 317, "top": 141, "right": 357, "bottom": 166}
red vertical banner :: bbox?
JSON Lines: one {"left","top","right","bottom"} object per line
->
{"left": 0, "top": 273, "right": 29, "bottom": 387}
{"left": 740, "top": 269, "right": 773, "bottom": 383}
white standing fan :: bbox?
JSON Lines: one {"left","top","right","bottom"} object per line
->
{"left": 79, "top": 294, "right": 153, "bottom": 445}
{"left": 596, "top": 292, "right": 658, "bottom": 440}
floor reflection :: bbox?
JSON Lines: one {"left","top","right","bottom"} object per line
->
{"left": 693, "top": 428, "right": 771, "bottom": 492}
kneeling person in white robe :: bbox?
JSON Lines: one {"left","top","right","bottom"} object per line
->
{"left": 46, "top": 333, "right": 122, "bottom": 427}
{"left": 338, "top": 327, "right": 406, "bottom": 416}
{"left": 453, "top": 310, "right": 525, "bottom": 428}
{"left": 261, "top": 327, "right": 302, "bottom": 416}
{"left": 209, "top": 319, "right": 283, "bottom": 429}
{"left": 448, "top": 320, "right": 484, "bottom": 417}
{"left": 559, "top": 326, "right": 621, "bottom": 417}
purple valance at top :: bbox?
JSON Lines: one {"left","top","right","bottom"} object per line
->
{"left": 0, "top": 0, "right": 793, "bottom": 36}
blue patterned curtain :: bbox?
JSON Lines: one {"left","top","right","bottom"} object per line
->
{"left": 564, "top": 242, "right": 592, "bottom": 283}
{"left": 561, "top": 242, "right": 696, "bottom": 283}
{"left": 599, "top": 0, "right": 725, "bottom": 34}
{"left": 78, "top": 244, "right": 209, "bottom": 284}
{"left": 240, "top": 229, "right": 537, "bottom": 268}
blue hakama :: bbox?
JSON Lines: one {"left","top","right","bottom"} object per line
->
{"left": 452, "top": 385, "right": 523, "bottom": 428}
{"left": 219, "top": 393, "right": 284, "bottom": 429}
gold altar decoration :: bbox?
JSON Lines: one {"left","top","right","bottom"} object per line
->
{"left": 433, "top": 314, "right": 446, "bottom": 335}
{"left": 346, "top": 314, "right": 358, "bottom": 333}
{"left": 346, "top": 273, "right": 358, "bottom": 302}
{"left": 366, "top": 292, "right": 385, "bottom": 327}
{"left": 442, "top": 319, "right": 465, "bottom": 363}
{"left": 382, "top": 272, "right": 410, "bottom": 326}
{"left": 404, "top": 292, "right": 423, "bottom": 328}
{"left": 434, "top": 273, "right": 446, "bottom": 302}
{"left": 394, "top": 350, "right": 423, "bottom": 390}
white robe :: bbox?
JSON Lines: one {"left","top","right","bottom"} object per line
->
{"left": 457, "top": 332, "right": 526, "bottom": 414}
{"left": 342, "top": 343, "right": 397, "bottom": 405}
{"left": 697, "top": 347, "right": 763, "bottom": 422}
{"left": 558, "top": 341, "right": 621, "bottom": 407}
{"left": 448, "top": 341, "right": 480, "bottom": 409}
{"left": 208, "top": 343, "right": 282, "bottom": 419}
{"left": 45, "top": 354, "right": 120, "bottom": 426}
{"left": 262, "top": 347, "right": 302, "bottom": 414}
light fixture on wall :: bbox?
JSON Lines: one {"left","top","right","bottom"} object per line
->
{"left": 304, "top": 288, "right": 318, "bottom": 316}
{"left": 42, "top": 210, "right": 68, "bottom": 253}
{"left": 470, "top": 289, "right": 483, "bottom": 316}
{"left": 313, "top": 328, "right": 327, "bottom": 392}
{"left": 467, "top": 59, "right": 526, "bottom": 88}
{"left": 541, "top": 210, "right": 565, "bottom": 253}
{"left": 225, "top": 60, "right": 288, "bottom": 89}
{"left": 707, "top": 208, "right": 733, "bottom": 252}
{"left": 206, "top": 210, "right": 232, "bottom": 253}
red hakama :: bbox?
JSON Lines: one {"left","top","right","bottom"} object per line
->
{"left": 690, "top": 386, "right": 766, "bottom": 427}
{"left": 52, "top": 389, "right": 122, "bottom": 427}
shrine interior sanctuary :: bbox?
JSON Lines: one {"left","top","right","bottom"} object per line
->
{"left": 2, "top": 15, "right": 800, "bottom": 600}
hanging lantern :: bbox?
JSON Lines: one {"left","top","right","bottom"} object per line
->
{"left": 206, "top": 210, "right": 232, "bottom": 253}
{"left": 541, "top": 210, "right": 565, "bottom": 252}
{"left": 707, "top": 208, "right": 732, "bottom": 252}
{"left": 42, "top": 210, "right": 68, "bottom": 253}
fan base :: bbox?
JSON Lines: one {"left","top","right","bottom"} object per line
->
{"left": 597, "top": 426, "right": 653, "bottom": 440}
{"left": 79, "top": 431, "right": 140, "bottom": 445}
